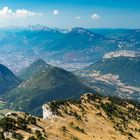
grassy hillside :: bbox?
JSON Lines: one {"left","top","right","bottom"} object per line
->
{"left": 87, "top": 57, "right": 140, "bottom": 86}
{"left": 1, "top": 93, "right": 140, "bottom": 140}
{"left": 18, "top": 59, "right": 50, "bottom": 81}
{"left": 3, "top": 66, "right": 93, "bottom": 115}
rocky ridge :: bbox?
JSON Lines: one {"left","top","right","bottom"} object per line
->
{"left": 1, "top": 93, "right": 140, "bottom": 140}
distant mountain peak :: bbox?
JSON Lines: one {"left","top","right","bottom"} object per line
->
{"left": 28, "top": 25, "right": 69, "bottom": 33}
{"left": 70, "top": 27, "right": 93, "bottom": 35}
{"left": 28, "top": 25, "right": 50, "bottom": 31}
{"left": 32, "top": 59, "right": 48, "bottom": 66}
{"left": 18, "top": 59, "right": 50, "bottom": 81}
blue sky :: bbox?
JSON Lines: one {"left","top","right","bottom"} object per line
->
{"left": 0, "top": 0, "right": 139, "bottom": 28}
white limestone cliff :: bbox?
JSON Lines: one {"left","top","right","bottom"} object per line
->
{"left": 103, "top": 50, "right": 140, "bottom": 58}
{"left": 42, "top": 103, "right": 53, "bottom": 119}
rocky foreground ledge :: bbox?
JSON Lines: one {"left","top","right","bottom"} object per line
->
{"left": 0, "top": 93, "right": 140, "bottom": 140}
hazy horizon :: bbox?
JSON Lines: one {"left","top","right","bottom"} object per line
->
{"left": 0, "top": 25, "right": 139, "bottom": 30}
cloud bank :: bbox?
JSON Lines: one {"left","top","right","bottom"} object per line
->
{"left": 0, "top": 6, "right": 43, "bottom": 18}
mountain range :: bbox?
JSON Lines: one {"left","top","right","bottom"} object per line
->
{"left": 2, "top": 27, "right": 140, "bottom": 72}
{"left": 0, "top": 26, "right": 140, "bottom": 140}
{"left": 2, "top": 59, "right": 93, "bottom": 115}
{"left": 87, "top": 56, "right": 140, "bottom": 87}
{"left": 1, "top": 55, "right": 140, "bottom": 115}
{"left": 76, "top": 54, "right": 140, "bottom": 101}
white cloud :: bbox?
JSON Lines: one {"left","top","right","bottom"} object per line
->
{"left": 0, "top": 6, "right": 43, "bottom": 18}
{"left": 15, "top": 9, "right": 42, "bottom": 17}
{"left": 0, "top": 7, "right": 12, "bottom": 18}
{"left": 75, "top": 16, "right": 81, "bottom": 19}
{"left": 53, "top": 10, "right": 60, "bottom": 15}
{"left": 91, "top": 13, "right": 100, "bottom": 19}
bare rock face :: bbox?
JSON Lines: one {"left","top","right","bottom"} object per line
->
{"left": 103, "top": 50, "right": 140, "bottom": 58}
{"left": 42, "top": 103, "right": 53, "bottom": 119}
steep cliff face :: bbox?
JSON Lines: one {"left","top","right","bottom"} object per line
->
{"left": 42, "top": 103, "right": 53, "bottom": 119}
{"left": 103, "top": 50, "right": 140, "bottom": 58}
